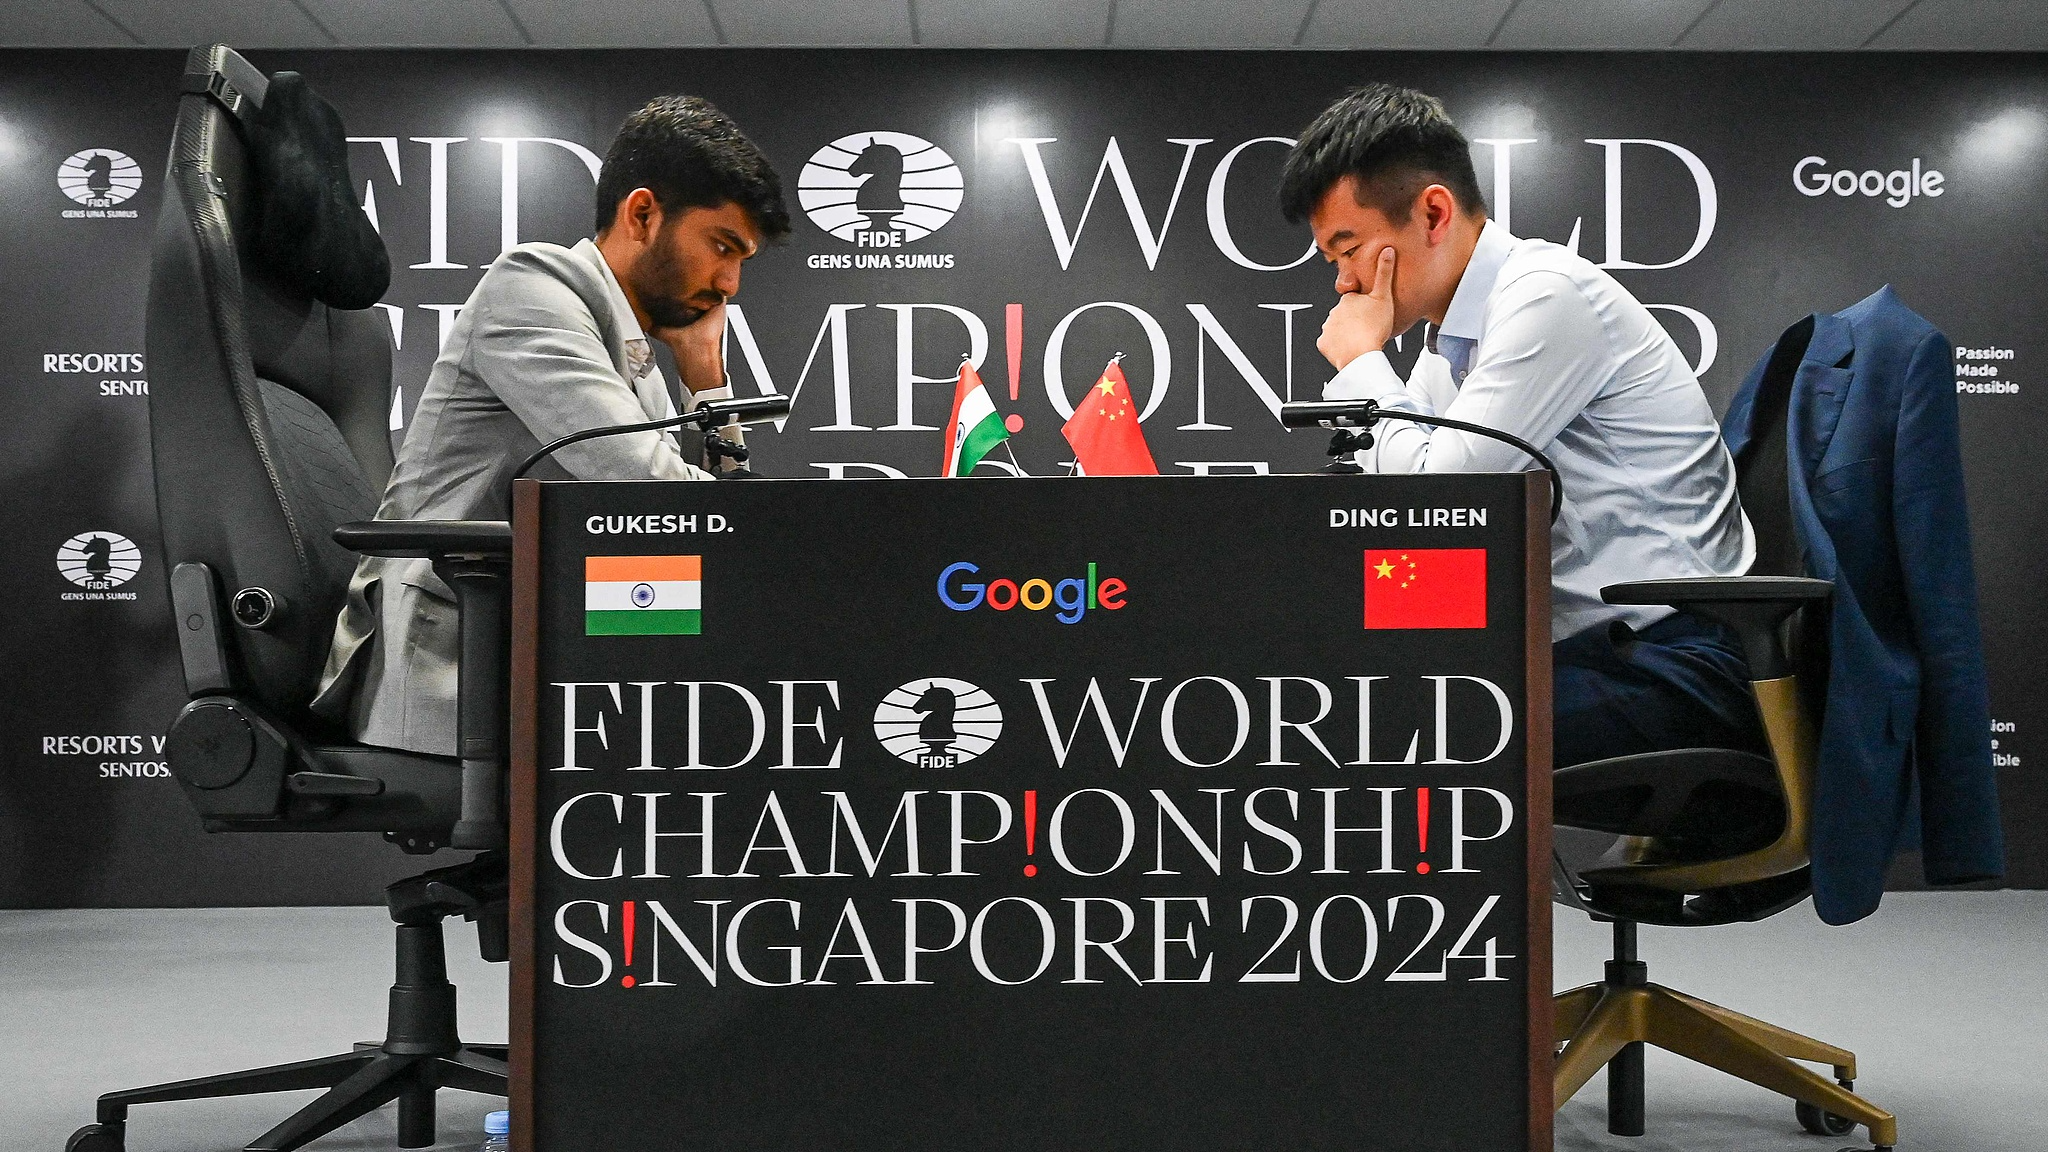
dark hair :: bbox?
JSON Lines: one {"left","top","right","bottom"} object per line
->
{"left": 1277, "top": 84, "right": 1486, "bottom": 226}
{"left": 594, "top": 95, "right": 791, "bottom": 240}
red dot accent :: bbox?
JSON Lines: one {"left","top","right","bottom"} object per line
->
{"left": 621, "top": 975, "right": 637, "bottom": 987}
{"left": 1004, "top": 413, "right": 1025, "bottom": 434}
{"left": 1416, "top": 862, "right": 1432, "bottom": 875}
{"left": 1023, "top": 864, "right": 1038, "bottom": 877}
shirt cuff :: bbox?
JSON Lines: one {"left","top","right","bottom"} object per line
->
{"left": 1322, "top": 351, "right": 1407, "bottom": 401}
{"left": 681, "top": 383, "right": 733, "bottom": 412}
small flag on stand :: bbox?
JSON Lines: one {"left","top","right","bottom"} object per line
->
{"left": 1061, "top": 358, "right": 1158, "bottom": 476}
{"left": 941, "top": 360, "right": 1011, "bottom": 477}
{"left": 1363, "top": 549, "right": 1488, "bottom": 629}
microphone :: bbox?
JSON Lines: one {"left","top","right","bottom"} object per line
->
{"left": 1280, "top": 399, "right": 1563, "bottom": 524}
{"left": 689, "top": 394, "right": 796, "bottom": 427}
{"left": 1279, "top": 400, "right": 1389, "bottom": 429}
{"left": 510, "top": 393, "right": 794, "bottom": 491}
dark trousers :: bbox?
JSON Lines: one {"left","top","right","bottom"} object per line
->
{"left": 1554, "top": 611, "right": 1769, "bottom": 769}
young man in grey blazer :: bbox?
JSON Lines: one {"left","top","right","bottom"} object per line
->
{"left": 314, "top": 95, "right": 791, "bottom": 756}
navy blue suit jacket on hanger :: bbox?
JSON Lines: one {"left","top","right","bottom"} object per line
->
{"left": 1723, "top": 286, "right": 2003, "bottom": 924}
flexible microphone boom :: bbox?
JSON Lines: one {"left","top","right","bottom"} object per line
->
{"left": 509, "top": 393, "right": 793, "bottom": 493}
{"left": 1279, "top": 399, "right": 1563, "bottom": 524}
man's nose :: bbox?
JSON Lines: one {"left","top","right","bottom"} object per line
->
{"left": 1334, "top": 264, "right": 1359, "bottom": 295}
{"left": 714, "top": 260, "right": 742, "bottom": 299}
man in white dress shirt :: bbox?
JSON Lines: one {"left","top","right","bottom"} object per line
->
{"left": 1278, "top": 84, "right": 1763, "bottom": 768}
{"left": 314, "top": 95, "right": 789, "bottom": 756}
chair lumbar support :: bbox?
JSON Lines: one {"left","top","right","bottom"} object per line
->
{"left": 1554, "top": 923, "right": 1896, "bottom": 1150}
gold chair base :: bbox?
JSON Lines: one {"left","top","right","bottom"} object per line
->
{"left": 1553, "top": 981, "right": 1898, "bottom": 1148}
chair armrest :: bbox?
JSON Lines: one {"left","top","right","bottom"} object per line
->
{"left": 1601, "top": 576, "right": 1832, "bottom": 606}
{"left": 1601, "top": 576, "right": 1832, "bottom": 680}
{"left": 333, "top": 519, "right": 512, "bottom": 851}
{"left": 334, "top": 520, "right": 511, "bottom": 559}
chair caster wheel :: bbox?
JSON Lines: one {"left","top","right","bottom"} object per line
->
{"left": 1797, "top": 1100, "right": 1856, "bottom": 1137}
{"left": 65, "top": 1123, "right": 125, "bottom": 1152}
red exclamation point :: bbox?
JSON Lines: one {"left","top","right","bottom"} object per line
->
{"left": 1415, "top": 788, "right": 1432, "bottom": 874}
{"left": 620, "top": 899, "right": 637, "bottom": 987}
{"left": 1023, "top": 789, "right": 1038, "bottom": 876}
{"left": 1005, "top": 304, "right": 1023, "bottom": 401}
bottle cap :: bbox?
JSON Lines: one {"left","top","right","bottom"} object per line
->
{"left": 485, "top": 1110, "right": 511, "bottom": 1136}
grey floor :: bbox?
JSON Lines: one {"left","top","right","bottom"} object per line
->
{"left": 3, "top": 908, "right": 506, "bottom": 1151}
{"left": 1551, "top": 891, "right": 2046, "bottom": 1152}
{"left": 2, "top": 893, "right": 2042, "bottom": 1151}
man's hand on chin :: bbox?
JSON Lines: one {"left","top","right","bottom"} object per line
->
{"left": 660, "top": 302, "right": 727, "bottom": 395}
{"left": 1317, "top": 246, "right": 1398, "bottom": 371}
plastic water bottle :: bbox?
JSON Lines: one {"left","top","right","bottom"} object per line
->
{"left": 482, "top": 1110, "right": 510, "bottom": 1151}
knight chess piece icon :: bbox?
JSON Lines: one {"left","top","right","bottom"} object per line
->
{"left": 83, "top": 153, "right": 113, "bottom": 199}
{"left": 849, "top": 137, "right": 905, "bottom": 236}
{"left": 912, "top": 684, "right": 959, "bottom": 769}
{"left": 82, "top": 535, "right": 113, "bottom": 586}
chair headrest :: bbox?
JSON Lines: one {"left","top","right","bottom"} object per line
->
{"left": 241, "top": 70, "right": 391, "bottom": 310}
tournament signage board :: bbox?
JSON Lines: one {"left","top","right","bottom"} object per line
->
{"left": 509, "top": 473, "right": 1552, "bottom": 1151}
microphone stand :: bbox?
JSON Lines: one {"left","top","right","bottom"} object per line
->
{"left": 1279, "top": 399, "right": 1564, "bottom": 524}
{"left": 507, "top": 394, "right": 793, "bottom": 505}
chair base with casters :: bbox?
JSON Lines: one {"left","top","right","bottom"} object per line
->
{"left": 67, "top": 855, "right": 509, "bottom": 1152}
{"left": 1551, "top": 577, "right": 1897, "bottom": 1152}
{"left": 69, "top": 532, "right": 513, "bottom": 1150}
{"left": 1554, "top": 919, "right": 1895, "bottom": 1149}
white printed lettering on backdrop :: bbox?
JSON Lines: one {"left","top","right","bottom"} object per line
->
{"left": 343, "top": 133, "right": 1722, "bottom": 434}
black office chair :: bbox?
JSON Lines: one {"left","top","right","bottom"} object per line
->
{"left": 68, "top": 45, "right": 511, "bottom": 1152}
{"left": 1550, "top": 316, "right": 1896, "bottom": 1151}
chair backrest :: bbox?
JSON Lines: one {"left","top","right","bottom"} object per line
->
{"left": 147, "top": 45, "right": 394, "bottom": 725}
{"left": 1731, "top": 314, "right": 1835, "bottom": 700}
{"left": 1672, "top": 313, "right": 1831, "bottom": 909}
{"left": 1731, "top": 314, "right": 1812, "bottom": 580}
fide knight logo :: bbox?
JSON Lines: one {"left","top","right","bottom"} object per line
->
{"left": 872, "top": 677, "right": 1003, "bottom": 769}
{"left": 797, "top": 131, "right": 963, "bottom": 245}
{"left": 56, "top": 531, "right": 141, "bottom": 591}
{"left": 58, "top": 149, "right": 142, "bottom": 208}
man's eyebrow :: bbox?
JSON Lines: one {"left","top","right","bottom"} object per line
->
{"left": 1317, "top": 228, "right": 1354, "bottom": 254}
{"left": 718, "top": 226, "right": 759, "bottom": 257}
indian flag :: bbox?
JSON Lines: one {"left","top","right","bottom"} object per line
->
{"left": 941, "top": 360, "right": 1010, "bottom": 476}
{"left": 586, "top": 555, "right": 701, "bottom": 636}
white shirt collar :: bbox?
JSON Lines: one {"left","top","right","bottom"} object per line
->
{"left": 573, "top": 237, "right": 657, "bottom": 382}
{"left": 1437, "top": 219, "right": 1515, "bottom": 342}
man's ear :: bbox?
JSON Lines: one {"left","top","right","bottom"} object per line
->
{"left": 613, "top": 188, "right": 663, "bottom": 243}
{"left": 1421, "top": 185, "right": 1457, "bottom": 245}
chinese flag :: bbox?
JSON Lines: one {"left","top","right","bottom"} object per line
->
{"left": 1364, "top": 549, "right": 1488, "bottom": 629}
{"left": 1062, "top": 360, "right": 1159, "bottom": 476}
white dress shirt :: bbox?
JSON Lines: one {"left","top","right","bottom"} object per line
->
{"left": 1326, "top": 220, "right": 1754, "bottom": 640}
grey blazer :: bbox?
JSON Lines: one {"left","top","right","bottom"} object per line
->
{"left": 313, "top": 239, "right": 713, "bottom": 755}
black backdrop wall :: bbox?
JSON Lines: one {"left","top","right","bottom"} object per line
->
{"left": 1, "top": 49, "right": 2040, "bottom": 907}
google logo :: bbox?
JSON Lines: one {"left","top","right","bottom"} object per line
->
{"left": 938, "top": 562, "right": 1127, "bottom": 624}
